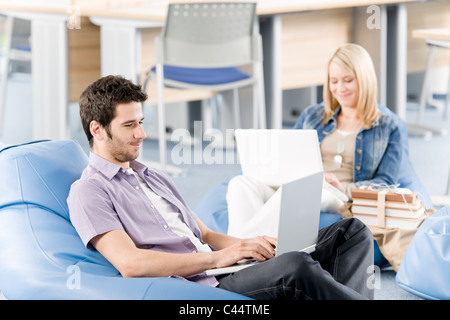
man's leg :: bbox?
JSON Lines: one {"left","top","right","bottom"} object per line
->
{"left": 312, "top": 218, "right": 374, "bottom": 299}
{"left": 217, "top": 251, "right": 368, "bottom": 300}
{"left": 217, "top": 218, "right": 373, "bottom": 300}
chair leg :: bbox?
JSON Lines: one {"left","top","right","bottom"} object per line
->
{"left": 447, "top": 160, "right": 450, "bottom": 195}
{"left": 210, "top": 95, "right": 220, "bottom": 129}
{"left": 0, "top": 16, "right": 13, "bottom": 138}
{"left": 257, "top": 82, "right": 266, "bottom": 129}
{"left": 417, "top": 45, "right": 437, "bottom": 124}
{"left": 255, "top": 61, "right": 266, "bottom": 129}
{"left": 156, "top": 63, "right": 167, "bottom": 171}
{"left": 252, "top": 83, "right": 258, "bottom": 128}
{"left": 232, "top": 88, "right": 240, "bottom": 129}
{"left": 444, "top": 56, "right": 450, "bottom": 119}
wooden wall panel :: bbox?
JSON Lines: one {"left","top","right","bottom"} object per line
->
{"left": 68, "top": 17, "right": 101, "bottom": 102}
{"left": 281, "top": 8, "right": 353, "bottom": 90}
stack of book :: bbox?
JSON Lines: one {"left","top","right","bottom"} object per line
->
{"left": 351, "top": 188, "right": 427, "bottom": 229}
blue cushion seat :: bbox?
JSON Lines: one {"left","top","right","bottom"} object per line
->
{"left": 15, "top": 45, "right": 31, "bottom": 52}
{"left": 396, "top": 206, "right": 450, "bottom": 300}
{"left": 0, "top": 140, "right": 249, "bottom": 300}
{"left": 152, "top": 65, "right": 250, "bottom": 85}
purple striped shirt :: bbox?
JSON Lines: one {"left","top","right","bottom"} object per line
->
{"left": 67, "top": 152, "right": 218, "bottom": 286}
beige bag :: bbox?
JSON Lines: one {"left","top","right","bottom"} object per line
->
{"left": 340, "top": 201, "right": 434, "bottom": 272}
{"left": 368, "top": 226, "right": 417, "bottom": 272}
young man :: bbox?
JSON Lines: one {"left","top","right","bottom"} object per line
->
{"left": 68, "top": 75, "right": 374, "bottom": 300}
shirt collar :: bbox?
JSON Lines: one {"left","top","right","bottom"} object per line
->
{"left": 88, "top": 152, "right": 125, "bottom": 180}
{"left": 324, "top": 105, "right": 382, "bottom": 128}
{"left": 323, "top": 106, "right": 341, "bottom": 126}
{"left": 89, "top": 152, "right": 150, "bottom": 180}
{"left": 129, "top": 159, "right": 148, "bottom": 176}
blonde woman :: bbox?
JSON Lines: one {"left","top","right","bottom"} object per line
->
{"left": 294, "top": 43, "right": 402, "bottom": 196}
{"left": 226, "top": 43, "right": 403, "bottom": 238}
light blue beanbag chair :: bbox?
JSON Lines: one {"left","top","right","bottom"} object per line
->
{"left": 0, "top": 140, "right": 249, "bottom": 300}
{"left": 396, "top": 206, "right": 450, "bottom": 300}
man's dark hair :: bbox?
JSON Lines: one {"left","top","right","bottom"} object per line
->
{"left": 79, "top": 75, "right": 148, "bottom": 148}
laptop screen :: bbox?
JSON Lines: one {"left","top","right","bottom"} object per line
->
{"left": 235, "top": 129, "right": 323, "bottom": 187}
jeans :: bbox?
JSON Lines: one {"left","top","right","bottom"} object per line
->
{"left": 217, "top": 218, "right": 374, "bottom": 300}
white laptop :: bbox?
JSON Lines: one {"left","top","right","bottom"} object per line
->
{"left": 205, "top": 129, "right": 324, "bottom": 276}
{"left": 205, "top": 171, "right": 324, "bottom": 276}
{"left": 234, "top": 129, "right": 323, "bottom": 187}
{"left": 234, "top": 128, "right": 347, "bottom": 201}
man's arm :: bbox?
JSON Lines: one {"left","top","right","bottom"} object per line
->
{"left": 196, "top": 218, "right": 277, "bottom": 269}
{"left": 91, "top": 229, "right": 217, "bottom": 278}
{"left": 91, "top": 220, "right": 277, "bottom": 278}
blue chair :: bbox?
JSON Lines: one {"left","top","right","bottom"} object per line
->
{"left": 0, "top": 140, "right": 249, "bottom": 300}
{"left": 396, "top": 205, "right": 450, "bottom": 300}
{"left": 143, "top": 2, "right": 266, "bottom": 171}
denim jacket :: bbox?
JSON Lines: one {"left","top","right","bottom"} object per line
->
{"left": 293, "top": 103, "right": 403, "bottom": 187}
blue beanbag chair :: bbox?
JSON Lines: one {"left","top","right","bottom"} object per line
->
{"left": 396, "top": 206, "right": 450, "bottom": 300}
{"left": 0, "top": 140, "right": 249, "bottom": 300}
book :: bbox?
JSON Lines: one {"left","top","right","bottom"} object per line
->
{"left": 352, "top": 213, "right": 426, "bottom": 229}
{"left": 352, "top": 188, "right": 417, "bottom": 203}
{"left": 351, "top": 204, "right": 425, "bottom": 219}
{"left": 352, "top": 198, "right": 422, "bottom": 211}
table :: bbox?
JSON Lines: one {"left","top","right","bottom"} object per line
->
{"left": 413, "top": 28, "right": 450, "bottom": 41}
{"left": 83, "top": 0, "right": 418, "bottom": 130}
{"left": 0, "top": 0, "right": 419, "bottom": 140}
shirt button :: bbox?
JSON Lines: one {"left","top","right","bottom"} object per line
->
{"left": 356, "top": 135, "right": 362, "bottom": 140}
{"left": 150, "top": 205, "right": 155, "bottom": 209}
{"left": 357, "top": 149, "right": 362, "bottom": 154}
{"left": 135, "top": 186, "right": 139, "bottom": 190}
{"left": 356, "top": 166, "right": 361, "bottom": 171}
{"left": 163, "top": 225, "right": 168, "bottom": 229}
{"left": 192, "top": 250, "right": 197, "bottom": 253}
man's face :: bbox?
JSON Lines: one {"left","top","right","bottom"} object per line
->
{"left": 100, "top": 101, "right": 146, "bottom": 167}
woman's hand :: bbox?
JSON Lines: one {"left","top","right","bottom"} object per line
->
{"left": 324, "top": 172, "right": 342, "bottom": 190}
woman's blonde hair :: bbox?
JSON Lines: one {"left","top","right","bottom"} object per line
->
{"left": 322, "top": 43, "right": 380, "bottom": 127}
